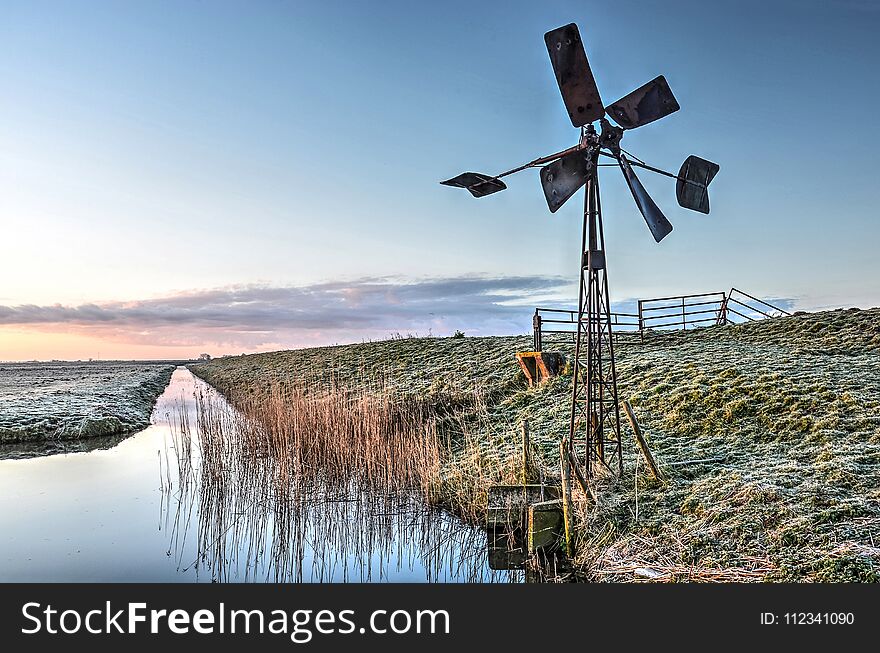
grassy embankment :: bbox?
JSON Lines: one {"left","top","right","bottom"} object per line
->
{"left": 190, "top": 308, "right": 880, "bottom": 582}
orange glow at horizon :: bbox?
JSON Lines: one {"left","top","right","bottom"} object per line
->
{"left": 0, "top": 327, "right": 204, "bottom": 361}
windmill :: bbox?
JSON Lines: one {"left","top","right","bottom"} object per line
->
{"left": 441, "top": 23, "right": 719, "bottom": 478}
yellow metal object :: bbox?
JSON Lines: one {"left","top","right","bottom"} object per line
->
{"left": 515, "top": 351, "right": 564, "bottom": 387}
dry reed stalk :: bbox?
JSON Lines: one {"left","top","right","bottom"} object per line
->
{"left": 163, "top": 384, "right": 507, "bottom": 583}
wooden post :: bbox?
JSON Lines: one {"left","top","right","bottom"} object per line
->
{"left": 567, "top": 449, "right": 597, "bottom": 503}
{"left": 559, "top": 439, "right": 574, "bottom": 557}
{"left": 622, "top": 400, "right": 665, "bottom": 481}
{"left": 521, "top": 419, "right": 530, "bottom": 486}
{"left": 715, "top": 292, "right": 727, "bottom": 326}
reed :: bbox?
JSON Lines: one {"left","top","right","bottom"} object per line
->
{"left": 224, "top": 382, "right": 443, "bottom": 499}
{"left": 188, "top": 366, "right": 532, "bottom": 524}
{"left": 163, "top": 381, "right": 513, "bottom": 582}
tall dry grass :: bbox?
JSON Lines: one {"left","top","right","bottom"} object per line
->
{"left": 191, "top": 376, "right": 531, "bottom": 522}
{"left": 215, "top": 383, "right": 443, "bottom": 500}
{"left": 162, "top": 380, "right": 515, "bottom": 582}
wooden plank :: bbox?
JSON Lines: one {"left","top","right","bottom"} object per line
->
{"left": 487, "top": 484, "right": 561, "bottom": 527}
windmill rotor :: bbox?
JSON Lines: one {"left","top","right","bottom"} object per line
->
{"left": 441, "top": 22, "right": 719, "bottom": 242}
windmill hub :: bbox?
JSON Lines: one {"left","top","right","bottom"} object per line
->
{"left": 598, "top": 119, "right": 623, "bottom": 154}
{"left": 441, "top": 23, "right": 720, "bottom": 477}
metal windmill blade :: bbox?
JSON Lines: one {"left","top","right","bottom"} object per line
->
{"left": 677, "top": 155, "right": 720, "bottom": 213}
{"left": 540, "top": 149, "right": 593, "bottom": 213}
{"left": 605, "top": 75, "right": 680, "bottom": 130}
{"left": 618, "top": 154, "right": 673, "bottom": 242}
{"left": 440, "top": 172, "right": 507, "bottom": 198}
{"left": 544, "top": 23, "right": 604, "bottom": 127}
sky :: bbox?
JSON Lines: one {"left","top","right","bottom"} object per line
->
{"left": 1, "top": 0, "right": 878, "bottom": 360}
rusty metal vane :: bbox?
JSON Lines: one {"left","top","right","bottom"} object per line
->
{"left": 540, "top": 149, "right": 593, "bottom": 213}
{"left": 440, "top": 172, "right": 506, "bottom": 198}
{"left": 677, "top": 155, "right": 720, "bottom": 213}
{"left": 544, "top": 23, "right": 604, "bottom": 127}
{"left": 617, "top": 154, "right": 674, "bottom": 242}
{"left": 605, "top": 75, "right": 680, "bottom": 130}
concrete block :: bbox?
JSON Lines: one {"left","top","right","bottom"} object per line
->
{"left": 487, "top": 484, "right": 561, "bottom": 527}
{"left": 528, "top": 499, "right": 564, "bottom": 553}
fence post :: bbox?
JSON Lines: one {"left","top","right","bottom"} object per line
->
{"left": 681, "top": 297, "right": 686, "bottom": 330}
{"left": 638, "top": 299, "right": 644, "bottom": 342}
{"left": 726, "top": 288, "right": 735, "bottom": 323}
{"left": 533, "top": 309, "right": 542, "bottom": 352}
{"left": 521, "top": 419, "right": 530, "bottom": 486}
{"left": 623, "top": 400, "right": 665, "bottom": 481}
{"left": 718, "top": 292, "right": 728, "bottom": 325}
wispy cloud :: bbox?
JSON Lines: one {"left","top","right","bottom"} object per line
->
{"left": 0, "top": 275, "right": 572, "bottom": 351}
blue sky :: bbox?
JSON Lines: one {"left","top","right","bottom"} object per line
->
{"left": 1, "top": 0, "right": 878, "bottom": 358}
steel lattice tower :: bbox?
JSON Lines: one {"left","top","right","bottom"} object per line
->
{"left": 568, "top": 141, "right": 622, "bottom": 475}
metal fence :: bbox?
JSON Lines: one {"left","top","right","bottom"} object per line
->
{"left": 532, "top": 307, "right": 639, "bottom": 351}
{"left": 532, "top": 287, "right": 791, "bottom": 351}
{"left": 721, "top": 287, "right": 791, "bottom": 323}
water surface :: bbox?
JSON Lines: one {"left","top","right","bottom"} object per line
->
{"left": 0, "top": 368, "right": 508, "bottom": 582}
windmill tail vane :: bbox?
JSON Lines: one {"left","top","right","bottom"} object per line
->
{"left": 440, "top": 22, "right": 721, "bottom": 477}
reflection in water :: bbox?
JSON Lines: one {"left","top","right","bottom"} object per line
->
{"left": 162, "top": 483, "right": 505, "bottom": 582}
{"left": 0, "top": 432, "right": 131, "bottom": 460}
{"left": 159, "top": 374, "right": 517, "bottom": 583}
{"left": 0, "top": 368, "right": 514, "bottom": 582}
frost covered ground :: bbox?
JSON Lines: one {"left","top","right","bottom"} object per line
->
{"left": 0, "top": 362, "right": 175, "bottom": 456}
{"left": 192, "top": 307, "right": 880, "bottom": 581}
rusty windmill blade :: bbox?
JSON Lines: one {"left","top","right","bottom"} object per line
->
{"left": 440, "top": 172, "right": 507, "bottom": 197}
{"left": 605, "top": 75, "right": 680, "bottom": 130}
{"left": 440, "top": 143, "right": 590, "bottom": 199}
{"left": 676, "top": 155, "right": 720, "bottom": 213}
{"left": 540, "top": 149, "right": 593, "bottom": 213}
{"left": 617, "top": 154, "right": 673, "bottom": 242}
{"left": 544, "top": 23, "right": 604, "bottom": 127}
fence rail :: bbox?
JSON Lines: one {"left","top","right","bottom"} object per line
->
{"left": 533, "top": 287, "right": 791, "bottom": 351}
